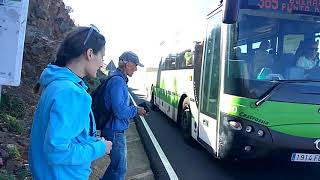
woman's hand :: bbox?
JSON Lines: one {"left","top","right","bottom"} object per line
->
{"left": 99, "top": 137, "right": 112, "bottom": 154}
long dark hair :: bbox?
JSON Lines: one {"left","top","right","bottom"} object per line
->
{"left": 34, "top": 26, "right": 106, "bottom": 93}
{"left": 53, "top": 26, "right": 106, "bottom": 67}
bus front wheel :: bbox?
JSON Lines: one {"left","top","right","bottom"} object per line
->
{"left": 180, "top": 99, "right": 194, "bottom": 144}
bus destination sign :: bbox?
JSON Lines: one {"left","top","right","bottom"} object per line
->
{"left": 246, "top": 0, "right": 320, "bottom": 14}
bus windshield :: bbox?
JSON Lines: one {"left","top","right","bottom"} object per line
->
{"left": 224, "top": 7, "right": 320, "bottom": 103}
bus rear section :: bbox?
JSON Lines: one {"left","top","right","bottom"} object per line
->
{"left": 152, "top": 49, "right": 195, "bottom": 124}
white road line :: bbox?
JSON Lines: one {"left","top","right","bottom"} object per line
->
{"left": 129, "top": 93, "right": 179, "bottom": 180}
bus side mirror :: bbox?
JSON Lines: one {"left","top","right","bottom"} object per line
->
{"left": 222, "top": 0, "right": 239, "bottom": 24}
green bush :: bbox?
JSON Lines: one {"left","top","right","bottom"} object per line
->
{"left": 0, "top": 92, "right": 10, "bottom": 110}
{"left": 1, "top": 114, "right": 23, "bottom": 134}
{"left": 0, "top": 170, "right": 15, "bottom": 180}
{"left": 0, "top": 92, "right": 26, "bottom": 119}
{"left": 16, "top": 169, "right": 32, "bottom": 179}
{"left": 83, "top": 69, "right": 108, "bottom": 93}
{"left": 8, "top": 96, "right": 26, "bottom": 119}
{"left": 7, "top": 144, "right": 21, "bottom": 159}
{"left": 84, "top": 77, "right": 101, "bottom": 94}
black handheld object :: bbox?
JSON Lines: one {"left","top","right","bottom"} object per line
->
{"left": 138, "top": 102, "right": 150, "bottom": 113}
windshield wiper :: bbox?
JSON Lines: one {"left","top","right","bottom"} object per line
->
{"left": 255, "top": 79, "right": 320, "bottom": 107}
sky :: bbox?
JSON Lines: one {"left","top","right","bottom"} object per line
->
{"left": 63, "top": 0, "right": 213, "bottom": 68}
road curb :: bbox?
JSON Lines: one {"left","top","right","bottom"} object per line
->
{"left": 130, "top": 93, "right": 173, "bottom": 180}
{"left": 135, "top": 115, "right": 171, "bottom": 180}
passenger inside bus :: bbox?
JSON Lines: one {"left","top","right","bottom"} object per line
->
{"left": 281, "top": 39, "right": 320, "bottom": 80}
{"left": 252, "top": 40, "right": 274, "bottom": 78}
{"left": 296, "top": 39, "right": 319, "bottom": 72}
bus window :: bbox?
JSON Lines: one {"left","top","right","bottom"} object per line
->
{"left": 170, "top": 59, "right": 176, "bottom": 70}
{"left": 314, "top": 33, "right": 320, "bottom": 60}
{"left": 283, "top": 34, "right": 304, "bottom": 54}
{"left": 167, "top": 55, "right": 176, "bottom": 70}
{"left": 176, "top": 53, "right": 184, "bottom": 69}
{"left": 200, "top": 12, "right": 221, "bottom": 117}
{"left": 233, "top": 44, "right": 247, "bottom": 60}
{"left": 276, "top": 35, "right": 305, "bottom": 73}
{"left": 161, "top": 60, "right": 166, "bottom": 70}
{"left": 164, "top": 58, "right": 169, "bottom": 70}
{"left": 184, "top": 51, "right": 193, "bottom": 67}
{"left": 165, "top": 56, "right": 175, "bottom": 70}
{"left": 238, "top": 44, "right": 247, "bottom": 53}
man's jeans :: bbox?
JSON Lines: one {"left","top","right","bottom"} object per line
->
{"left": 101, "top": 129, "right": 127, "bottom": 180}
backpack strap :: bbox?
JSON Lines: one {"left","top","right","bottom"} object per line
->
{"left": 89, "top": 111, "right": 95, "bottom": 137}
{"left": 103, "top": 74, "right": 124, "bottom": 87}
{"left": 101, "top": 74, "right": 122, "bottom": 113}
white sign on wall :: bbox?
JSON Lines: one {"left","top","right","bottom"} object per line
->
{"left": 0, "top": 0, "right": 29, "bottom": 86}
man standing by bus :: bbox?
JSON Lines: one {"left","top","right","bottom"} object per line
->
{"left": 101, "top": 51, "right": 147, "bottom": 180}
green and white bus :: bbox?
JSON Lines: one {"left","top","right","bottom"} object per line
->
{"left": 151, "top": 0, "right": 320, "bottom": 161}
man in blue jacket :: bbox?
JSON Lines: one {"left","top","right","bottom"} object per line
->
{"left": 102, "top": 51, "right": 146, "bottom": 180}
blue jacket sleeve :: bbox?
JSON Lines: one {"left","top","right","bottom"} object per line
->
{"left": 44, "top": 87, "right": 106, "bottom": 165}
{"left": 109, "top": 77, "right": 137, "bottom": 120}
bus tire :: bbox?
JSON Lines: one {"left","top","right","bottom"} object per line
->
{"left": 180, "top": 99, "right": 194, "bottom": 144}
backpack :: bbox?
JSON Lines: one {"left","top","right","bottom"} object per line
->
{"left": 91, "top": 75, "right": 120, "bottom": 130}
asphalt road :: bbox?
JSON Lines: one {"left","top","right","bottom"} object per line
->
{"left": 130, "top": 89, "right": 320, "bottom": 180}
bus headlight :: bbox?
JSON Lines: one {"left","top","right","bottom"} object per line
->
{"left": 245, "top": 125, "right": 253, "bottom": 133}
{"left": 228, "top": 121, "right": 242, "bottom": 130}
{"left": 244, "top": 145, "right": 252, "bottom": 152}
{"left": 257, "top": 130, "right": 264, "bottom": 137}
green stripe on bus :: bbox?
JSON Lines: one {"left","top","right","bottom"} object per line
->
{"left": 154, "top": 87, "right": 179, "bottom": 108}
{"left": 221, "top": 94, "right": 320, "bottom": 138}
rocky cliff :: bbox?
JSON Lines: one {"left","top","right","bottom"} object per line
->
{"left": 0, "top": 0, "right": 75, "bottom": 178}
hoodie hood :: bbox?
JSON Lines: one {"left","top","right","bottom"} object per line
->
{"left": 39, "top": 64, "right": 88, "bottom": 90}
{"left": 113, "top": 68, "right": 128, "bottom": 84}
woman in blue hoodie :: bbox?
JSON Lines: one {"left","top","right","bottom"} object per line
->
{"left": 29, "top": 25, "right": 112, "bottom": 180}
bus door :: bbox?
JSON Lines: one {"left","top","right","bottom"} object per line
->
{"left": 198, "top": 11, "right": 222, "bottom": 153}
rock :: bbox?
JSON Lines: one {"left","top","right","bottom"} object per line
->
{"left": 0, "top": 157, "right": 3, "bottom": 166}
{"left": 0, "top": 148, "right": 9, "bottom": 160}
{"left": 24, "top": 29, "right": 37, "bottom": 44}
{"left": 59, "top": 21, "right": 70, "bottom": 33}
{"left": 30, "top": 44, "right": 44, "bottom": 56}
{"left": 6, "top": 159, "right": 23, "bottom": 173}
{"left": 17, "top": 139, "right": 28, "bottom": 148}
{"left": 22, "top": 62, "right": 36, "bottom": 77}
{"left": 34, "top": 6, "right": 48, "bottom": 20}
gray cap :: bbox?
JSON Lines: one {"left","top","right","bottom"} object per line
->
{"left": 119, "top": 51, "right": 144, "bottom": 67}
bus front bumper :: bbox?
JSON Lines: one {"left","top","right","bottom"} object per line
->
{"left": 227, "top": 127, "right": 320, "bottom": 161}
{"left": 220, "top": 114, "right": 320, "bottom": 161}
